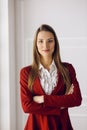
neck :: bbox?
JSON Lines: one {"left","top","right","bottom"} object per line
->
{"left": 40, "top": 57, "right": 53, "bottom": 70}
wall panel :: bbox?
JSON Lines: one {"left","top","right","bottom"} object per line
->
{"left": 15, "top": 0, "right": 87, "bottom": 129}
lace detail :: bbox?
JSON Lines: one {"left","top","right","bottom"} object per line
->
{"left": 39, "top": 61, "right": 58, "bottom": 95}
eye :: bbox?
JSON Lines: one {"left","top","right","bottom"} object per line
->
{"left": 38, "top": 40, "right": 43, "bottom": 43}
{"left": 47, "top": 39, "right": 53, "bottom": 43}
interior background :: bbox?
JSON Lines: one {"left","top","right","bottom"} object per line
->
{"left": 0, "top": 0, "right": 87, "bottom": 130}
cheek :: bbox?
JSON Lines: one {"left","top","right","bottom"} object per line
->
{"left": 51, "top": 44, "right": 55, "bottom": 54}
{"left": 51, "top": 43, "right": 55, "bottom": 50}
{"left": 37, "top": 44, "right": 42, "bottom": 53}
{"left": 37, "top": 45, "right": 41, "bottom": 50}
{"left": 37, "top": 43, "right": 39, "bottom": 49}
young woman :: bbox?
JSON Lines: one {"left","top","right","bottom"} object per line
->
{"left": 20, "top": 24, "right": 82, "bottom": 130}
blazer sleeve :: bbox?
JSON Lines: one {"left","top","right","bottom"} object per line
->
{"left": 20, "top": 67, "right": 60, "bottom": 115}
{"left": 44, "top": 63, "right": 82, "bottom": 108}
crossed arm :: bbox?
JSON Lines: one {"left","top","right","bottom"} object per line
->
{"left": 20, "top": 64, "right": 82, "bottom": 115}
{"left": 33, "top": 84, "right": 74, "bottom": 104}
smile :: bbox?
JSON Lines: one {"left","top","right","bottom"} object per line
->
{"left": 42, "top": 49, "right": 49, "bottom": 51}
{"left": 42, "top": 50, "right": 50, "bottom": 52}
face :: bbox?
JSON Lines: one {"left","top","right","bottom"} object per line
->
{"left": 36, "top": 31, "right": 55, "bottom": 59}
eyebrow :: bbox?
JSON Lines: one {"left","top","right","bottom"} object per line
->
{"left": 47, "top": 38, "right": 54, "bottom": 40}
{"left": 38, "top": 38, "right": 54, "bottom": 40}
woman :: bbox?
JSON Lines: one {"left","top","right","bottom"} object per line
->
{"left": 20, "top": 24, "right": 82, "bottom": 130}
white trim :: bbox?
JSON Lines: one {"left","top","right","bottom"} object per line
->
{"left": 15, "top": 0, "right": 25, "bottom": 129}
{"left": 0, "top": 0, "right": 10, "bottom": 129}
{"left": 8, "top": 0, "right": 16, "bottom": 130}
{"left": 20, "top": 0, "right": 25, "bottom": 65}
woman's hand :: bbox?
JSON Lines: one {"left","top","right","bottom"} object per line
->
{"left": 33, "top": 95, "right": 44, "bottom": 103}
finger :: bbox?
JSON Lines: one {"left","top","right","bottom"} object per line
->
{"left": 71, "top": 84, "right": 74, "bottom": 88}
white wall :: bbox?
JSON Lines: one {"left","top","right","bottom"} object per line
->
{"left": 15, "top": 0, "right": 87, "bottom": 130}
{"left": 0, "top": 0, "right": 16, "bottom": 130}
{"left": 0, "top": 0, "right": 10, "bottom": 129}
{"left": 8, "top": 0, "right": 16, "bottom": 129}
{"left": 0, "top": 0, "right": 86, "bottom": 130}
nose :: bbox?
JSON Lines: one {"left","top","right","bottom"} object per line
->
{"left": 44, "top": 41, "right": 48, "bottom": 48}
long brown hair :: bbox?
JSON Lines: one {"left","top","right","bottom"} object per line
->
{"left": 28, "top": 24, "right": 71, "bottom": 93}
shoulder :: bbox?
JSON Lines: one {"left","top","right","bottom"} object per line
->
{"left": 20, "top": 65, "right": 32, "bottom": 77}
{"left": 62, "top": 62, "right": 73, "bottom": 68}
{"left": 62, "top": 62, "right": 75, "bottom": 72}
{"left": 62, "top": 62, "right": 76, "bottom": 76}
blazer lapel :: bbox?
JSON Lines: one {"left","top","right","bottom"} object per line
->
{"left": 51, "top": 71, "right": 65, "bottom": 95}
{"left": 33, "top": 71, "right": 65, "bottom": 95}
{"left": 33, "top": 77, "right": 46, "bottom": 95}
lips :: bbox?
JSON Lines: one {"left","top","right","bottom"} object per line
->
{"left": 42, "top": 49, "right": 49, "bottom": 52}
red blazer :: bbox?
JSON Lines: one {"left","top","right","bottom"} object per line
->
{"left": 20, "top": 63, "right": 82, "bottom": 130}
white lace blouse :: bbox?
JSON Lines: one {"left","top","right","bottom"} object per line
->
{"left": 39, "top": 60, "right": 58, "bottom": 95}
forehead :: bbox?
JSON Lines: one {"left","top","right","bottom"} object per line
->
{"left": 37, "top": 31, "right": 54, "bottom": 39}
